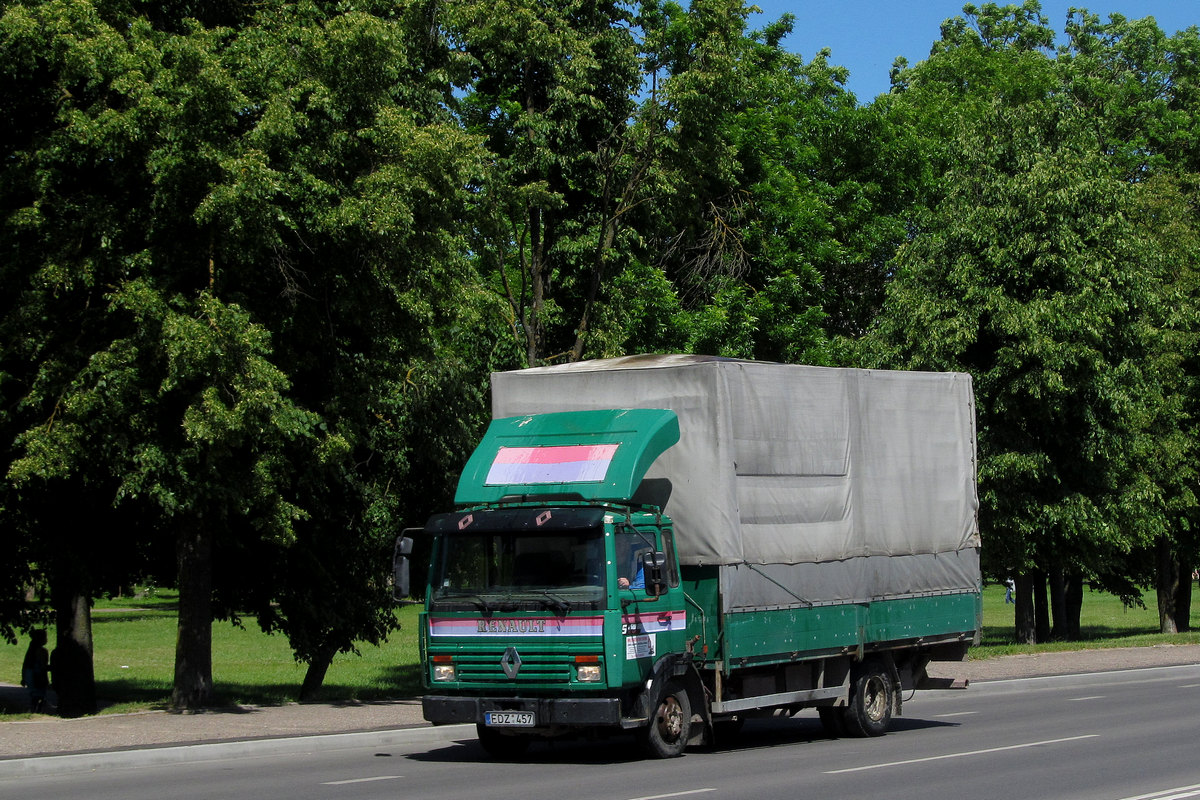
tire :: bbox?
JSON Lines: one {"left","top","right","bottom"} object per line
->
{"left": 638, "top": 680, "right": 692, "bottom": 758}
{"left": 843, "top": 661, "right": 894, "bottom": 737}
{"left": 817, "top": 706, "right": 847, "bottom": 737}
{"left": 476, "top": 724, "right": 532, "bottom": 759}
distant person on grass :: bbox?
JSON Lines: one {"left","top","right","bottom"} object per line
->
{"left": 21, "top": 629, "right": 50, "bottom": 713}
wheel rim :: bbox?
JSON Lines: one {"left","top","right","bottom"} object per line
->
{"left": 655, "top": 695, "right": 685, "bottom": 742}
{"left": 862, "top": 675, "right": 888, "bottom": 722}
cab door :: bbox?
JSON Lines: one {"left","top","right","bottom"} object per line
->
{"left": 615, "top": 524, "right": 687, "bottom": 683}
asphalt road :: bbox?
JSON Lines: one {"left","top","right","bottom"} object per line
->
{"left": 3, "top": 663, "right": 1199, "bottom": 800}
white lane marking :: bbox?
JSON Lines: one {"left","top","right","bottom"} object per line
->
{"left": 825, "top": 734, "right": 1100, "bottom": 774}
{"left": 934, "top": 711, "right": 978, "bottom": 718}
{"left": 1114, "top": 783, "right": 1200, "bottom": 800}
{"left": 321, "top": 775, "right": 404, "bottom": 785}
{"left": 1178, "top": 684, "right": 1200, "bottom": 689}
{"left": 627, "top": 790, "right": 719, "bottom": 800}
{"left": 1068, "top": 695, "right": 1106, "bottom": 701}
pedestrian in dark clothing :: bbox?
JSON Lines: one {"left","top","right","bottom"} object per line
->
{"left": 21, "top": 630, "right": 50, "bottom": 713}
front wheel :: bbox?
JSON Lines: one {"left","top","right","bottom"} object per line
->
{"left": 638, "top": 680, "right": 692, "bottom": 758}
{"left": 844, "top": 661, "right": 894, "bottom": 737}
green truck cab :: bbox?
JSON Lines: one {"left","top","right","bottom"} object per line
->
{"left": 406, "top": 356, "right": 982, "bottom": 758}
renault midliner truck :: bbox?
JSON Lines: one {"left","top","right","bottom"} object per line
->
{"left": 401, "top": 355, "right": 981, "bottom": 758}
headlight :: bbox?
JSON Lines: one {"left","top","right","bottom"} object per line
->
{"left": 576, "top": 664, "right": 602, "bottom": 682}
{"left": 433, "top": 663, "right": 457, "bottom": 682}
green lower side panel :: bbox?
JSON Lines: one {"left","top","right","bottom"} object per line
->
{"left": 722, "top": 592, "right": 980, "bottom": 665}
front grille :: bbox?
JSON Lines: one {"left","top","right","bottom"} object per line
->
{"left": 453, "top": 650, "right": 581, "bottom": 685}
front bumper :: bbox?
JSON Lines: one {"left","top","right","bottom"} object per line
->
{"left": 423, "top": 695, "right": 622, "bottom": 727}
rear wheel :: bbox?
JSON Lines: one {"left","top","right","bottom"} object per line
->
{"left": 638, "top": 680, "right": 691, "bottom": 758}
{"left": 476, "top": 724, "right": 532, "bottom": 759}
{"left": 843, "top": 661, "right": 894, "bottom": 737}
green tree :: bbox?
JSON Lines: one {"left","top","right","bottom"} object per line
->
{"left": 191, "top": 1, "right": 500, "bottom": 697}
{"left": 863, "top": 2, "right": 1195, "bottom": 643}
{"left": 638, "top": 1, "right": 905, "bottom": 361}
{"left": 0, "top": 0, "right": 188, "bottom": 713}
{"left": 862, "top": 118, "right": 1183, "bottom": 643}
{"left": 1061, "top": 11, "right": 1200, "bottom": 179}
{"left": 1, "top": 0, "right": 496, "bottom": 708}
{"left": 1059, "top": 10, "right": 1200, "bottom": 632}
{"left": 450, "top": 0, "right": 647, "bottom": 365}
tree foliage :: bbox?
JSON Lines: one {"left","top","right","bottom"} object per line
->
{"left": 859, "top": 1, "right": 1200, "bottom": 639}
{"left": 1, "top": 0, "right": 1199, "bottom": 709}
{"left": 0, "top": 0, "right": 497, "bottom": 705}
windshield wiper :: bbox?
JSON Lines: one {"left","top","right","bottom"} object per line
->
{"left": 534, "top": 590, "right": 572, "bottom": 616}
{"left": 441, "top": 592, "right": 494, "bottom": 615}
{"left": 471, "top": 595, "right": 495, "bottom": 615}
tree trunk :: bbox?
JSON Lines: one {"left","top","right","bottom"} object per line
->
{"left": 1172, "top": 557, "right": 1192, "bottom": 633}
{"left": 51, "top": 560, "right": 96, "bottom": 718}
{"left": 1048, "top": 567, "right": 1066, "bottom": 640}
{"left": 569, "top": 218, "right": 614, "bottom": 363}
{"left": 173, "top": 517, "right": 214, "bottom": 709}
{"left": 523, "top": 62, "right": 545, "bottom": 367}
{"left": 1014, "top": 573, "right": 1037, "bottom": 644}
{"left": 1155, "top": 535, "right": 1180, "bottom": 634}
{"left": 1033, "top": 570, "right": 1051, "bottom": 643}
{"left": 1050, "top": 569, "right": 1083, "bottom": 640}
{"left": 526, "top": 207, "right": 544, "bottom": 365}
{"left": 299, "top": 642, "right": 338, "bottom": 702}
{"left": 570, "top": 152, "right": 626, "bottom": 363}
{"left": 1064, "top": 573, "right": 1083, "bottom": 640}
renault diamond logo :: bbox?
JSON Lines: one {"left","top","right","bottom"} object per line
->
{"left": 501, "top": 646, "right": 522, "bottom": 679}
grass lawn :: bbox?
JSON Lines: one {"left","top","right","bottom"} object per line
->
{"left": 975, "top": 580, "right": 1200, "bottom": 656}
{"left": 1, "top": 588, "right": 422, "bottom": 716}
{"left": 2, "top": 582, "right": 1197, "bottom": 717}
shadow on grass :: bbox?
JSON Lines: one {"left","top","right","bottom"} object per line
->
{"left": 90, "top": 611, "right": 178, "bottom": 623}
{"left": 1, "top": 662, "right": 424, "bottom": 718}
{"left": 93, "top": 678, "right": 172, "bottom": 708}
{"left": 375, "top": 663, "right": 423, "bottom": 698}
{"left": 184, "top": 663, "right": 423, "bottom": 708}
{"left": 0, "top": 684, "right": 35, "bottom": 714}
{"left": 979, "top": 622, "right": 1195, "bottom": 649}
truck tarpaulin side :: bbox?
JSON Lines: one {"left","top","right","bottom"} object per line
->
{"left": 490, "top": 355, "right": 980, "bottom": 611}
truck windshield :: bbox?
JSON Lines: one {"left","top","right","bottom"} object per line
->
{"left": 430, "top": 529, "right": 606, "bottom": 612}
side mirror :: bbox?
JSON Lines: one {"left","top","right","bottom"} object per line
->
{"left": 393, "top": 534, "right": 415, "bottom": 600}
{"left": 642, "top": 551, "right": 667, "bottom": 597}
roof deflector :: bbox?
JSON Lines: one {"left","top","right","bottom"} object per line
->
{"left": 454, "top": 409, "right": 680, "bottom": 507}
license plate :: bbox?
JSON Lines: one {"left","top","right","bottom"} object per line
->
{"left": 485, "top": 711, "right": 535, "bottom": 727}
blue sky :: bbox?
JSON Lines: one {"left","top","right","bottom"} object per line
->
{"left": 744, "top": 1, "right": 1200, "bottom": 101}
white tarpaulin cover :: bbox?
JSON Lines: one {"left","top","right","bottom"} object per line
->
{"left": 491, "top": 355, "right": 981, "bottom": 608}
